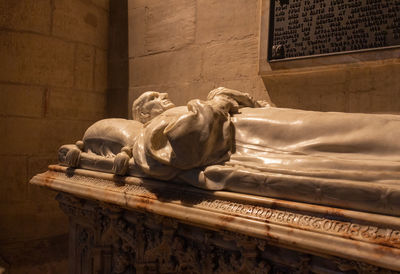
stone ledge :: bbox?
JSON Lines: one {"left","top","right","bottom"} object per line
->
{"left": 30, "top": 165, "right": 400, "bottom": 271}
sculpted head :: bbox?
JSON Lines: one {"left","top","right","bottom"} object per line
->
{"left": 132, "top": 91, "right": 175, "bottom": 123}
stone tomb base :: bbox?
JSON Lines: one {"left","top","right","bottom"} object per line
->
{"left": 30, "top": 165, "right": 400, "bottom": 273}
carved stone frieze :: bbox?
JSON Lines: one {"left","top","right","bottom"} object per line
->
{"left": 56, "top": 193, "right": 398, "bottom": 274}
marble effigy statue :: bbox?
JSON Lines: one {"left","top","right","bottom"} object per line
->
{"left": 59, "top": 87, "right": 400, "bottom": 215}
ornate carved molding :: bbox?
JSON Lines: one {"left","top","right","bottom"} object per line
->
{"left": 56, "top": 193, "right": 398, "bottom": 273}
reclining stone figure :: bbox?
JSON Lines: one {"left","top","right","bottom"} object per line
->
{"left": 60, "top": 88, "right": 264, "bottom": 175}
{"left": 59, "top": 87, "right": 400, "bottom": 215}
{"left": 60, "top": 88, "right": 269, "bottom": 175}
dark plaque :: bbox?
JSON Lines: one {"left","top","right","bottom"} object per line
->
{"left": 268, "top": 0, "right": 400, "bottom": 61}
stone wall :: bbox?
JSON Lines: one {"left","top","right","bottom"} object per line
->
{"left": 127, "top": 0, "right": 272, "bottom": 116}
{"left": 128, "top": 0, "right": 400, "bottom": 114}
{"left": 0, "top": 0, "right": 109, "bottom": 272}
{"left": 108, "top": 0, "right": 129, "bottom": 118}
{"left": 261, "top": 50, "right": 400, "bottom": 113}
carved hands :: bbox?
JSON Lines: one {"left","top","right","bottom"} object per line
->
{"left": 207, "top": 87, "right": 271, "bottom": 113}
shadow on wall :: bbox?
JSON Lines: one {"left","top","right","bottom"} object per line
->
{"left": 107, "top": 0, "right": 129, "bottom": 118}
{"left": 263, "top": 62, "right": 400, "bottom": 114}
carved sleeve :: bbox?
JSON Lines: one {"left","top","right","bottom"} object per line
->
{"left": 132, "top": 99, "right": 233, "bottom": 180}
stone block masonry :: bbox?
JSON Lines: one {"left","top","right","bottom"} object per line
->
{"left": 0, "top": 0, "right": 109, "bottom": 272}
{"left": 128, "top": 0, "right": 400, "bottom": 115}
{"left": 127, "top": 0, "right": 273, "bottom": 117}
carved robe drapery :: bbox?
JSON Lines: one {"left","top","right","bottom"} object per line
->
{"left": 133, "top": 104, "right": 400, "bottom": 214}
{"left": 59, "top": 95, "right": 400, "bottom": 215}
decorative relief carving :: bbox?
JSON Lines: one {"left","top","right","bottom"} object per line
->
{"left": 56, "top": 193, "right": 397, "bottom": 274}
{"left": 58, "top": 176, "right": 400, "bottom": 249}
{"left": 336, "top": 258, "right": 398, "bottom": 274}
{"left": 75, "top": 224, "right": 95, "bottom": 274}
{"left": 111, "top": 218, "right": 137, "bottom": 273}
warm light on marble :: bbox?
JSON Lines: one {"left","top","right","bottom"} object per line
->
{"left": 57, "top": 87, "right": 400, "bottom": 216}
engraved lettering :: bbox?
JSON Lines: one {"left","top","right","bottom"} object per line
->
{"left": 390, "top": 230, "right": 400, "bottom": 244}
{"left": 361, "top": 226, "right": 378, "bottom": 239}
{"left": 241, "top": 205, "right": 252, "bottom": 215}
{"left": 333, "top": 222, "right": 350, "bottom": 233}
{"left": 311, "top": 218, "right": 323, "bottom": 229}
{"left": 219, "top": 201, "right": 226, "bottom": 208}
{"left": 293, "top": 215, "right": 301, "bottom": 224}
{"left": 202, "top": 200, "right": 213, "bottom": 207}
{"left": 276, "top": 212, "right": 285, "bottom": 221}
{"left": 322, "top": 220, "right": 333, "bottom": 230}
{"left": 348, "top": 224, "right": 361, "bottom": 236}
{"left": 254, "top": 207, "right": 265, "bottom": 217}
{"left": 246, "top": 206, "right": 254, "bottom": 215}
{"left": 269, "top": 0, "right": 400, "bottom": 60}
{"left": 285, "top": 213, "right": 294, "bottom": 223}
{"left": 264, "top": 209, "right": 273, "bottom": 219}
{"left": 195, "top": 196, "right": 397, "bottom": 247}
{"left": 211, "top": 200, "right": 220, "bottom": 208}
{"left": 236, "top": 205, "right": 244, "bottom": 213}
{"left": 227, "top": 203, "right": 236, "bottom": 211}
{"left": 301, "top": 216, "right": 311, "bottom": 226}
{"left": 231, "top": 203, "right": 239, "bottom": 212}
{"left": 384, "top": 228, "right": 393, "bottom": 241}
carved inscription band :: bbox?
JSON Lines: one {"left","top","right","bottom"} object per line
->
{"left": 69, "top": 175, "right": 400, "bottom": 249}
{"left": 198, "top": 199, "right": 400, "bottom": 248}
